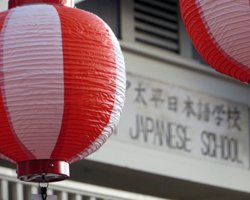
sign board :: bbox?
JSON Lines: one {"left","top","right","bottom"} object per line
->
{"left": 113, "top": 72, "right": 249, "bottom": 168}
{"left": 31, "top": 194, "right": 57, "bottom": 200}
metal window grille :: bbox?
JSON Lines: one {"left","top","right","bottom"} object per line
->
{"left": 134, "top": 0, "right": 179, "bottom": 53}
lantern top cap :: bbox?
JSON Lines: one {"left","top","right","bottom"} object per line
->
{"left": 8, "top": 0, "right": 75, "bottom": 9}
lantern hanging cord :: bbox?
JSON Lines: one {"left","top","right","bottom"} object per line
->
{"left": 39, "top": 181, "right": 49, "bottom": 200}
{"left": 41, "top": 186, "right": 47, "bottom": 200}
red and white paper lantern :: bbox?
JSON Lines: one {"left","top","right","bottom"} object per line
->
{"left": 180, "top": 0, "right": 250, "bottom": 83}
{"left": 0, "top": 0, "right": 126, "bottom": 182}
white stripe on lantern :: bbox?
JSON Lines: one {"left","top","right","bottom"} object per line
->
{"left": 69, "top": 24, "right": 126, "bottom": 163}
{"left": 2, "top": 5, "right": 64, "bottom": 159}
{"left": 197, "top": 0, "right": 250, "bottom": 68}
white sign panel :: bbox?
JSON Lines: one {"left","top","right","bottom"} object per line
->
{"left": 113, "top": 73, "right": 249, "bottom": 168}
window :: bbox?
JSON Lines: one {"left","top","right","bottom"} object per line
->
{"left": 134, "top": 0, "right": 179, "bottom": 53}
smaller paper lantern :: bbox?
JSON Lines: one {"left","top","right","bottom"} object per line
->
{"left": 0, "top": 0, "right": 126, "bottom": 182}
{"left": 180, "top": 0, "right": 250, "bottom": 83}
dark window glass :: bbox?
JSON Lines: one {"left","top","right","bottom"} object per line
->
{"left": 76, "top": 0, "right": 121, "bottom": 38}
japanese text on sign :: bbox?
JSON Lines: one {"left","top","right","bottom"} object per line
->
{"left": 114, "top": 73, "right": 249, "bottom": 168}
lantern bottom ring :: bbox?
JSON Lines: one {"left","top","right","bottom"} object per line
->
{"left": 17, "top": 159, "right": 70, "bottom": 182}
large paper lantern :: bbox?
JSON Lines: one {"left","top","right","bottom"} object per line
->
{"left": 0, "top": 0, "right": 126, "bottom": 182}
{"left": 180, "top": 0, "right": 250, "bottom": 83}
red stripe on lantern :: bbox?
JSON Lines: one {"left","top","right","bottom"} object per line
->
{"left": 51, "top": 6, "right": 117, "bottom": 162}
{"left": 0, "top": 10, "right": 35, "bottom": 162}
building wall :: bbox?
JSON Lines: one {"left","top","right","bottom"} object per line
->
{"left": 0, "top": 0, "right": 8, "bottom": 11}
